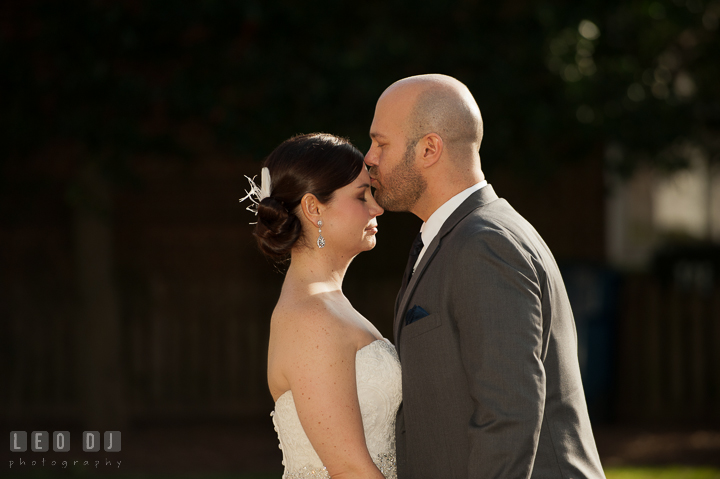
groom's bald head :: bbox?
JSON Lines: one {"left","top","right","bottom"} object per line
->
{"left": 366, "top": 74, "right": 485, "bottom": 219}
{"left": 380, "top": 74, "right": 483, "bottom": 162}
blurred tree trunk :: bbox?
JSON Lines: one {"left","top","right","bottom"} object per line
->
{"left": 74, "top": 162, "right": 127, "bottom": 430}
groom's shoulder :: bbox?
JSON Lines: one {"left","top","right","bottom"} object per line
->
{"left": 465, "top": 194, "right": 538, "bottom": 237}
{"left": 446, "top": 198, "right": 542, "bottom": 261}
{"left": 453, "top": 196, "right": 523, "bottom": 237}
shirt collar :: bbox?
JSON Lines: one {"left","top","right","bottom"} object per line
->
{"left": 420, "top": 180, "right": 487, "bottom": 248}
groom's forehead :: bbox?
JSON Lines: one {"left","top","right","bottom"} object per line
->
{"left": 372, "top": 100, "right": 412, "bottom": 134}
{"left": 370, "top": 123, "right": 407, "bottom": 141}
{"left": 376, "top": 90, "right": 419, "bottom": 124}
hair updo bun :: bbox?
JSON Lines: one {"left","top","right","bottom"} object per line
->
{"left": 251, "top": 133, "right": 365, "bottom": 261}
{"left": 255, "top": 197, "right": 302, "bottom": 260}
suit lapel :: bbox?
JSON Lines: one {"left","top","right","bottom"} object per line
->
{"left": 393, "top": 185, "right": 500, "bottom": 349}
{"left": 393, "top": 233, "right": 442, "bottom": 344}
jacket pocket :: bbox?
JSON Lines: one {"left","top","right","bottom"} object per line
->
{"left": 403, "top": 313, "right": 441, "bottom": 339}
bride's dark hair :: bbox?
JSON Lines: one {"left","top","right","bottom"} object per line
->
{"left": 253, "top": 133, "right": 365, "bottom": 261}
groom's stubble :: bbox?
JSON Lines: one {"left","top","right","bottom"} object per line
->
{"left": 370, "top": 139, "right": 427, "bottom": 213}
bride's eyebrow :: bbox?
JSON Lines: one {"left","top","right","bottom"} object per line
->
{"left": 357, "top": 183, "right": 371, "bottom": 189}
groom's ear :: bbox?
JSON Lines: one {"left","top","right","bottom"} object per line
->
{"left": 300, "top": 193, "right": 322, "bottom": 224}
{"left": 420, "top": 133, "right": 443, "bottom": 168}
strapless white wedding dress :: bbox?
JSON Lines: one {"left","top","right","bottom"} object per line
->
{"left": 271, "top": 338, "right": 402, "bottom": 479}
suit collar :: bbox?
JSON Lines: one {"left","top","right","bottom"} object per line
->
{"left": 434, "top": 184, "right": 498, "bottom": 243}
{"left": 393, "top": 185, "right": 499, "bottom": 346}
{"left": 418, "top": 181, "right": 487, "bottom": 261}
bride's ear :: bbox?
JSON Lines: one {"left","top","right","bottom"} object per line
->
{"left": 300, "top": 193, "right": 323, "bottom": 226}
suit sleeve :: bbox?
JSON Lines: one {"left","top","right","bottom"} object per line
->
{"left": 450, "top": 228, "right": 546, "bottom": 479}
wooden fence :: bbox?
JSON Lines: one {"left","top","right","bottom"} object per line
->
{"left": 3, "top": 271, "right": 719, "bottom": 426}
{"left": 615, "top": 275, "right": 720, "bottom": 423}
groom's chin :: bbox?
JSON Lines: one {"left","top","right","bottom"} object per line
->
{"left": 372, "top": 190, "right": 388, "bottom": 208}
{"left": 374, "top": 194, "right": 406, "bottom": 213}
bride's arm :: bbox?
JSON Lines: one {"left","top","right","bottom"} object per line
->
{"left": 274, "top": 305, "right": 385, "bottom": 479}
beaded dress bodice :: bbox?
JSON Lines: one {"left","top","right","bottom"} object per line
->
{"left": 271, "top": 338, "right": 402, "bottom": 479}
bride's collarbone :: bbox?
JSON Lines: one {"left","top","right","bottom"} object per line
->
{"left": 269, "top": 303, "right": 380, "bottom": 360}
{"left": 274, "top": 293, "right": 370, "bottom": 330}
{"left": 271, "top": 290, "right": 382, "bottom": 356}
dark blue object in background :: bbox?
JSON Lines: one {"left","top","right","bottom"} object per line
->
{"left": 560, "top": 263, "right": 620, "bottom": 423}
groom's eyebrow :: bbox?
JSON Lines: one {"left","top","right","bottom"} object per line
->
{"left": 370, "top": 132, "right": 387, "bottom": 140}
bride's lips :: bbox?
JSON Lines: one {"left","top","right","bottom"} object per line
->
{"left": 365, "top": 224, "right": 378, "bottom": 234}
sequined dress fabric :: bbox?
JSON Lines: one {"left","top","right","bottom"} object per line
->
{"left": 271, "top": 338, "right": 402, "bottom": 479}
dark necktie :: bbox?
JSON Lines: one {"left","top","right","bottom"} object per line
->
{"left": 402, "top": 232, "right": 424, "bottom": 287}
{"left": 395, "top": 232, "right": 424, "bottom": 319}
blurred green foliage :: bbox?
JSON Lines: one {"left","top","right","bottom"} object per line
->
{"left": 1, "top": 0, "right": 718, "bottom": 185}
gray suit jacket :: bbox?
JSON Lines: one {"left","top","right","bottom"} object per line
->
{"left": 394, "top": 185, "right": 605, "bottom": 479}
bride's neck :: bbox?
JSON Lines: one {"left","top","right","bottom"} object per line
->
{"left": 284, "top": 245, "right": 353, "bottom": 294}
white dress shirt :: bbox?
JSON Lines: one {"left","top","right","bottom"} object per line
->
{"left": 413, "top": 181, "right": 487, "bottom": 272}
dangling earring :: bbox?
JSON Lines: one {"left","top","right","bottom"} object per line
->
{"left": 317, "top": 220, "right": 326, "bottom": 248}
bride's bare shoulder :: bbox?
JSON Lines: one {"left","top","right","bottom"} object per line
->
{"left": 268, "top": 295, "right": 353, "bottom": 400}
{"left": 271, "top": 295, "right": 347, "bottom": 344}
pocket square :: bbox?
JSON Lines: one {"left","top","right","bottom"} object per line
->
{"left": 405, "top": 305, "right": 430, "bottom": 326}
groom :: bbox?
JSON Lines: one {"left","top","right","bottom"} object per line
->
{"left": 365, "top": 74, "right": 606, "bottom": 478}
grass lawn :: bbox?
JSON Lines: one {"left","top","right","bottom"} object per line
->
{"left": 605, "top": 467, "right": 720, "bottom": 479}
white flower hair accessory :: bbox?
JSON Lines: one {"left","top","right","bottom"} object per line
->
{"left": 239, "top": 167, "right": 272, "bottom": 216}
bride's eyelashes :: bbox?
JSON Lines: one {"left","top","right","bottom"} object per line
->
{"left": 359, "top": 189, "right": 371, "bottom": 202}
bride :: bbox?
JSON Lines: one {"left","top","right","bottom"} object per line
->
{"left": 241, "top": 133, "right": 401, "bottom": 479}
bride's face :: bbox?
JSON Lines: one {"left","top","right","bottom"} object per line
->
{"left": 321, "top": 168, "right": 384, "bottom": 254}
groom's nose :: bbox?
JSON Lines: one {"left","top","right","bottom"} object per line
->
{"left": 364, "top": 148, "right": 377, "bottom": 167}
